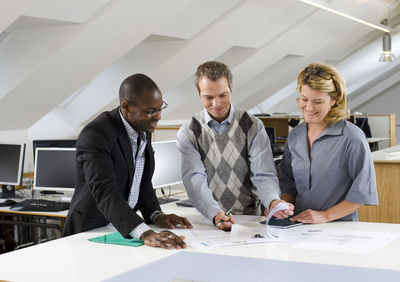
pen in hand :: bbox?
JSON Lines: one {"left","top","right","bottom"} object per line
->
{"left": 217, "top": 208, "right": 233, "bottom": 228}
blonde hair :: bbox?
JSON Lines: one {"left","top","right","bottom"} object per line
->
{"left": 297, "top": 62, "right": 348, "bottom": 124}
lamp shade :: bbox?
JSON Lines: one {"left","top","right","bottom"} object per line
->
{"left": 379, "top": 33, "right": 396, "bottom": 62}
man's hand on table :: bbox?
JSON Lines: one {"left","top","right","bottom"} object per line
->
{"left": 141, "top": 230, "right": 187, "bottom": 249}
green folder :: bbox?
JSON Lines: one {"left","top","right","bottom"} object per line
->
{"left": 89, "top": 232, "right": 144, "bottom": 247}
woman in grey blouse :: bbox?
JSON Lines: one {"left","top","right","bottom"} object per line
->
{"left": 278, "top": 62, "right": 378, "bottom": 223}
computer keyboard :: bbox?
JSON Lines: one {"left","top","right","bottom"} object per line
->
{"left": 157, "top": 197, "right": 179, "bottom": 205}
{"left": 176, "top": 199, "right": 193, "bottom": 207}
{"left": 10, "top": 199, "right": 70, "bottom": 212}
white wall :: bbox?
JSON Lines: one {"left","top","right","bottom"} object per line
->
{"left": 356, "top": 81, "right": 400, "bottom": 145}
{"left": 0, "top": 108, "right": 81, "bottom": 174}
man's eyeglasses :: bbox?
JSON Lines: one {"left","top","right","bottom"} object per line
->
{"left": 129, "top": 101, "right": 168, "bottom": 117}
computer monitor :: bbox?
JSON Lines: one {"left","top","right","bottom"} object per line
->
{"left": 0, "top": 143, "right": 25, "bottom": 197}
{"left": 151, "top": 140, "right": 182, "bottom": 189}
{"left": 265, "top": 127, "right": 276, "bottom": 145}
{"left": 32, "top": 139, "right": 76, "bottom": 162}
{"left": 33, "top": 148, "right": 76, "bottom": 194}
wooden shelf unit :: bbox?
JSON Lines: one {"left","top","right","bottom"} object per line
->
{"left": 257, "top": 116, "right": 301, "bottom": 143}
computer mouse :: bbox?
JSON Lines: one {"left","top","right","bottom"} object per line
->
{"left": 0, "top": 199, "right": 17, "bottom": 207}
{"left": 9, "top": 201, "right": 29, "bottom": 211}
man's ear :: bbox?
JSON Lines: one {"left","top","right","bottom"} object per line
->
{"left": 121, "top": 100, "right": 130, "bottom": 112}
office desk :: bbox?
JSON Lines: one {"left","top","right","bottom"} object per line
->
{"left": 1, "top": 201, "right": 400, "bottom": 282}
{"left": 0, "top": 207, "right": 68, "bottom": 218}
{"left": 0, "top": 207, "right": 68, "bottom": 247}
{"left": 0, "top": 207, "right": 68, "bottom": 232}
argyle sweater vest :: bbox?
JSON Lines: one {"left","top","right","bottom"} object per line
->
{"left": 185, "top": 108, "right": 260, "bottom": 215}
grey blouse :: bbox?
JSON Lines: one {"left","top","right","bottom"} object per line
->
{"left": 278, "top": 119, "right": 378, "bottom": 221}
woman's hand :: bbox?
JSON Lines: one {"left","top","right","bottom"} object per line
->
{"left": 291, "top": 209, "right": 329, "bottom": 224}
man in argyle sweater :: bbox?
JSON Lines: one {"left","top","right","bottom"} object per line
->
{"left": 177, "top": 61, "right": 293, "bottom": 230}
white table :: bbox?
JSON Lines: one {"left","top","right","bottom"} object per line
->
{"left": 367, "top": 137, "right": 391, "bottom": 143}
{"left": 1, "top": 201, "right": 400, "bottom": 281}
{"left": 372, "top": 144, "right": 400, "bottom": 162}
{"left": 367, "top": 137, "right": 391, "bottom": 151}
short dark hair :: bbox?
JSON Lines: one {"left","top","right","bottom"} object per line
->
{"left": 119, "top": 73, "right": 160, "bottom": 103}
{"left": 195, "top": 61, "right": 233, "bottom": 93}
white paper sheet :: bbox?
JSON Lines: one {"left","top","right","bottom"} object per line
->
{"left": 271, "top": 227, "right": 323, "bottom": 242}
{"left": 294, "top": 229, "right": 400, "bottom": 253}
{"left": 265, "top": 202, "right": 289, "bottom": 239}
{"left": 170, "top": 219, "right": 283, "bottom": 249}
{"left": 105, "top": 251, "right": 400, "bottom": 282}
{"left": 190, "top": 214, "right": 262, "bottom": 226}
{"left": 230, "top": 224, "right": 278, "bottom": 244}
{"left": 169, "top": 229, "right": 234, "bottom": 249}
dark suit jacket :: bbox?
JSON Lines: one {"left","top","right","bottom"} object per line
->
{"left": 62, "top": 107, "right": 161, "bottom": 238}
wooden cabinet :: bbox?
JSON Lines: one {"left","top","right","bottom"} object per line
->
{"left": 153, "top": 125, "right": 180, "bottom": 141}
{"left": 358, "top": 145, "right": 400, "bottom": 223}
{"left": 256, "top": 116, "right": 301, "bottom": 143}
